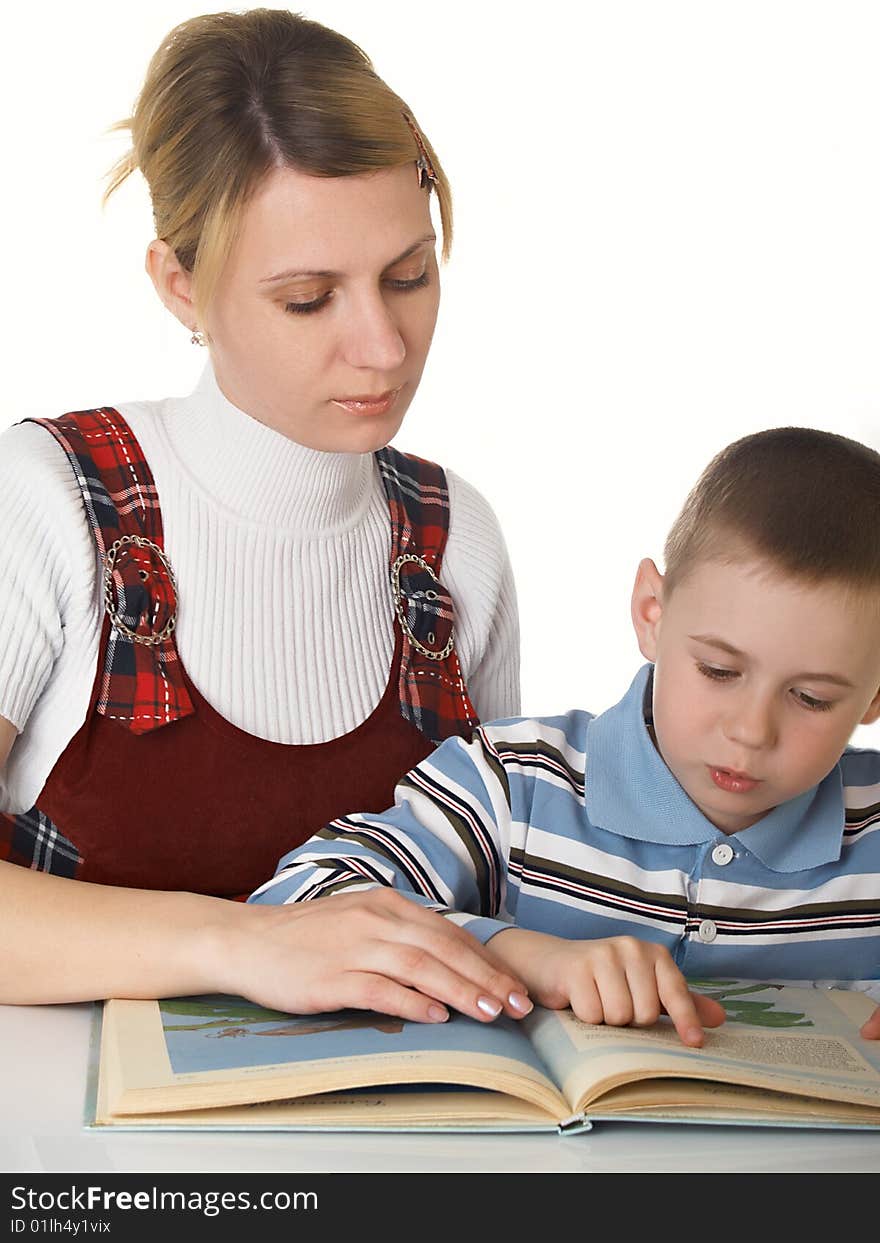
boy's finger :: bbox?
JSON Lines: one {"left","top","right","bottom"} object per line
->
{"left": 860, "top": 1004, "right": 880, "bottom": 1040}
{"left": 567, "top": 974, "right": 605, "bottom": 1026}
{"left": 655, "top": 960, "right": 706, "bottom": 1046}
{"left": 694, "top": 994, "right": 727, "bottom": 1029}
{"left": 592, "top": 962, "right": 635, "bottom": 1028}
{"left": 622, "top": 956, "right": 663, "bottom": 1028}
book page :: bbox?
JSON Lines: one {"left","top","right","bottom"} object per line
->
{"left": 102, "top": 995, "right": 568, "bottom": 1121}
{"left": 522, "top": 981, "right": 880, "bottom": 1113}
{"left": 591, "top": 1078, "right": 880, "bottom": 1126}
{"left": 93, "top": 1088, "right": 554, "bottom": 1131}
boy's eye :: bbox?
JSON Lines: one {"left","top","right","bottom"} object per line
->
{"left": 793, "top": 690, "right": 833, "bottom": 712}
{"left": 696, "top": 661, "right": 737, "bottom": 681}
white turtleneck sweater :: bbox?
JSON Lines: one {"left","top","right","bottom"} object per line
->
{"left": 0, "top": 365, "right": 520, "bottom": 814}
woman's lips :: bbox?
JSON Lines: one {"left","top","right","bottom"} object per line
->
{"left": 330, "top": 387, "right": 401, "bottom": 417}
{"left": 708, "top": 766, "right": 761, "bottom": 794}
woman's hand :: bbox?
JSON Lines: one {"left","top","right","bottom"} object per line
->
{"left": 489, "top": 929, "right": 726, "bottom": 1047}
{"left": 205, "top": 888, "right": 533, "bottom": 1025}
{"left": 0, "top": 715, "right": 16, "bottom": 771}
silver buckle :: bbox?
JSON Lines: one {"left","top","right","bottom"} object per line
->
{"left": 103, "top": 535, "right": 178, "bottom": 647}
{"left": 391, "top": 553, "right": 454, "bottom": 661}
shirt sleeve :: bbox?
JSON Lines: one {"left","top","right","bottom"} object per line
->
{"left": 0, "top": 421, "right": 102, "bottom": 812}
{"left": 442, "top": 469, "right": 521, "bottom": 723}
{"left": 0, "top": 422, "right": 89, "bottom": 730}
{"left": 247, "top": 724, "right": 519, "bottom": 944}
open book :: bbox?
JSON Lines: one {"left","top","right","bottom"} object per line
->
{"left": 87, "top": 980, "right": 880, "bottom": 1133}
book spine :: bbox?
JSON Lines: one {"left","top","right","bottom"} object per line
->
{"left": 557, "top": 1114, "right": 592, "bottom": 1136}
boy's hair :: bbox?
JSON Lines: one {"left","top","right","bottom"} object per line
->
{"left": 663, "top": 427, "right": 880, "bottom": 594}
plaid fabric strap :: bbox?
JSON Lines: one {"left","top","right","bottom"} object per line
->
{"left": 0, "top": 804, "right": 82, "bottom": 875}
{"left": 376, "top": 446, "right": 477, "bottom": 745}
{"left": 26, "top": 408, "right": 194, "bottom": 734}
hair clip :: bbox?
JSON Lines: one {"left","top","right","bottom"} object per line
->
{"left": 403, "top": 113, "right": 437, "bottom": 189}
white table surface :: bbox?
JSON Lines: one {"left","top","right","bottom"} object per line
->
{"left": 3, "top": 1002, "right": 880, "bottom": 1174}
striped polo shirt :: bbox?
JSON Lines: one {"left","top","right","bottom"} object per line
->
{"left": 250, "top": 664, "right": 880, "bottom": 993}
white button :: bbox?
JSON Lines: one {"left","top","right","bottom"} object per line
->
{"left": 711, "top": 843, "right": 734, "bottom": 866}
{"left": 698, "top": 919, "right": 717, "bottom": 943}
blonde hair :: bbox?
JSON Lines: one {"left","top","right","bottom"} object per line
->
{"left": 105, "top": 8, "right": 452, "bottom": 315}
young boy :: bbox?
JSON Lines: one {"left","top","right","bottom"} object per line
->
{"left": 250, "top": 427, "right": 880, "bottom": 1047}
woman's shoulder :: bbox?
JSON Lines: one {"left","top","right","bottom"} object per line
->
{"left": 0, "top": 418, "right": 84, "bottom": 501}
{"left": 0, "top": 420, "right": 98, "bottom": 585}
{"left": 443, "top": 466, "right": 510, "bottom": 570}
{"left": 0, "top": 396, "right": 172, "bottom": 485}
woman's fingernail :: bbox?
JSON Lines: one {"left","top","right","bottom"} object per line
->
{"left": 427, "top": 1004, "right": 449, "bottom": 1022}
{"left": 508, "top": 992, "right": 533, "bottom": 1015}
{"left": 477, "top": 996, "right": 502, "bottom": 1018}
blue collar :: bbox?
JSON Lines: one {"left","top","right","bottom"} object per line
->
{"left": 584, "top": 663, "right": 845, "bottom": 872}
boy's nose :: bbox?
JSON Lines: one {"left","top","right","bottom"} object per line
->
{"left": 722, "top": 696, "right": 778, "bottom": 751}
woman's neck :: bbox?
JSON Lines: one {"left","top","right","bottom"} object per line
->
{"left": 165, "top": 362, "right": 374, "bottom": 533}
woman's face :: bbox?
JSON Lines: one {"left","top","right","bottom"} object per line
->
{"left": 200, "top": 162, "right": 440, "bottom": 452}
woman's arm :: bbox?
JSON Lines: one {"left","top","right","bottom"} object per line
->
{"left": 0, "top": 859, "right": 528, "bottom": 1022}
{"left": 0, "top": 711, "right": 527, "bottom": 1023}
{"left": 0, "top": 703, "right": 223, "bottom": 1004}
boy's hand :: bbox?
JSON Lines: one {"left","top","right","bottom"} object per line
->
{"left": 860, "top": 1004, "right": 880, "bottom": 1040}
{"left": 490, "top": 929, "right": 726, "bottom": 1047}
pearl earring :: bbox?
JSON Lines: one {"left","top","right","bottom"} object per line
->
{"left": 190, "top": 329, "right": 207, "bottom": 347}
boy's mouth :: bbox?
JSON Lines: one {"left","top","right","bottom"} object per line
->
{"left": 708, "top": 766, "right": 761, "bottom": 794}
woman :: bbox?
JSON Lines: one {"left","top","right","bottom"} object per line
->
{"left": 0, "top": 9, "right": 531, "bottom": 1025}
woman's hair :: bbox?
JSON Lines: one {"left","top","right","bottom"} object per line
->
{"left": 105, "top": 8, "right": 451, "bottom": 314}
{"left": 663, "top": 426, "right": 880, "bottom": 594}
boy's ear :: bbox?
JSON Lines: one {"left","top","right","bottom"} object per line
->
{"left": 859, "top": 685, "right": 880, "bottom": 726}
{"left": 145, "top": 240, "right": 199, "bottom": 334}
{"left": 631, "top": 558, "right": 665, "bottom": 662}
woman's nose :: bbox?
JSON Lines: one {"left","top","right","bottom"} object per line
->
{"left": 341, "top": 293, "right": 406, "bottom": 372}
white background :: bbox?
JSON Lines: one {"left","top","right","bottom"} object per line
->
{"left": 2, "top": 0, "right": 879, "bottom": 742}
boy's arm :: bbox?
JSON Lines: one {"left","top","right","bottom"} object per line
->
{"left": 247, "top": 719, "right": 728, "bottom": 1046}
{"left": 249, "top": 727, "right": 518, "bottom": 948}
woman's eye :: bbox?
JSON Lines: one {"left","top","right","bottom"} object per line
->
{"left": 282, "top": 271, "right": 428, "bottom": 316}
{"left": 284, "top": 292, "right": 332, "bottom": 315}
{"left": 696, "top": 661, "right": 737, "bottom": 681}
{"left": 794, "top": 690, "right": 833, "bottom": 712}
{"left": 385, "top": 271, "right": 430, "bottom": 291}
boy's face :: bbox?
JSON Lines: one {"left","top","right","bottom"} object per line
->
{"left": 631, "top": 554, "right": 880, "bottom": 834}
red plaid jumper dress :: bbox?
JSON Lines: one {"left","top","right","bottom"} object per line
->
{"left": 0, "top": 407, "right": 478, "bottom": 898}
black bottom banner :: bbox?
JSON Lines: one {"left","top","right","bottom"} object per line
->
{"left": 0, "top": 1171, "right": 870, "bottom": 1239}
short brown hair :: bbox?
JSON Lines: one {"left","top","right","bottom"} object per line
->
{"left": 663, "top": 427, "right": 880, "bottom": 593}
{"left": 104, "top": 8, "right": 451, "bottom": 315}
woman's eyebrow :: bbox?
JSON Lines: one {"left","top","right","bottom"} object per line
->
{"left": 259, "top": 233, "right": 436, "bottom": 285}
